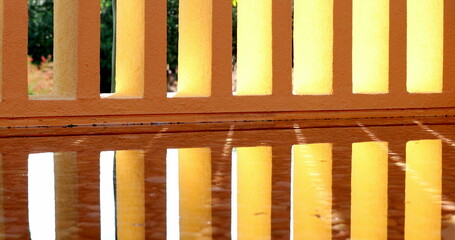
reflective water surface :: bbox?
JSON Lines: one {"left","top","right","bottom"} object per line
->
{"left": 1, "top": 119, "right": 455, "bottom": 239}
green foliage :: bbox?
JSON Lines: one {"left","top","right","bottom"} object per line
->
{"left": 28, "top": 0, "right": 53, "bottom": 65}
{"left": 167, "top": 0, "right": 179, "bottom": 72}
{"left": 100, "top": 0, "right": 114, "bottom": 93}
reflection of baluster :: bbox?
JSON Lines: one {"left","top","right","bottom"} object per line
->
{"left": 386, "top": 139, "right": 406, "bottom": 239}
{"left": 144, "top": 148, "right": 167, "bottom": 239}
{"left": 211, "top": 147, "right": 232, "bottom": 240}
{"left": 54, "top": 152, "right": 78, "bottom": 240}
{"left": 2, "top": 152, "right": 29, "bottom": 239}
{"left": 405, "top": 140, "right": 442, "bottom": 240}
{"left": 293, "top": 143, "right": 332, "bottom": 240}
{"left": 116, "top": 150, "right": 145, "bottom": 240}
{"left": 271, "top": 145, "right": 291, "bottom": 240}
{"left": 237, "top": 146, "right": 272, "bottom": 240}
{"left": 351, "top": 142, "right": 388, "bottom": 239}
{"left": 179, "top": 148, "right": 212, "bottom": 240}
{"left": 331, "top": 142, "right": 351, "bottom": 239}
{"left": 76, "top": 151, "right": 101, "bottom": 239}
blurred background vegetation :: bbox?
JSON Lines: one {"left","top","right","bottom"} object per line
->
{"left": 28, "top": 0, "right": 237, "bottom": 94}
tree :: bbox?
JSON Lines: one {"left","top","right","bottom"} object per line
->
{"left": 28, "top": 0, "right": 53, "bottom": 65}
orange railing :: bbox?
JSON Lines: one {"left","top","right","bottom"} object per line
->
{"left": 0, "top": 1, "right": 454, "bottom": 119}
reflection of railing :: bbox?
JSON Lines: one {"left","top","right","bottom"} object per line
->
{"left": 1, "top": 1, "right": 455, "bottom": 119}
{"left": 1, "top": 124, "right": 454, "bottom": 238}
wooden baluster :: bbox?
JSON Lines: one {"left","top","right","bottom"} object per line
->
{"left": 144, "top": 0, "right": 167, "bottom": 99}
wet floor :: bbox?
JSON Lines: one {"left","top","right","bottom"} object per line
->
{"left": 1, "top": 118, "right": 455, "bottom": 239}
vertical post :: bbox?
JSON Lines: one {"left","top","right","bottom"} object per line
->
{"left": 211, "top": 0, "right": 232, "bottom": 97}
{"left": 179, "top": 148, "right": 212, "bottom": 239}
{"left": 237, "top": 146, "right": 272, "bottom": 240}
{"left": 351, "top": 142, "right": 388, "bottom": 239}
{"left": 272, "top": 0, "right": 292, "bottom": 96}
{"left": 236, "top": 0, "right": 272, "bottom": 95}
{"left": 77, "top": 0, "right": 100, "bottom": 99}
{"left": 144, "top": 0, "right": 167, "bottom": 99}
{"left": 177, "top": 0, "right": 212, "bottom": 97}
{"left": 1, "top": 0, "right": 28, "bottom": 101}
{"left": 333, "top": 0, "right": 353, "bottom": 96}
{"left": 293, "top": 144, "right": 332, "bottom": 240}
{"left": 115, "top": 0, "right": 145, "bottom": 97}
{"left": 389, "top": 0, "right": 407, "bottom": 94}
{"left": 405, "top": 140, "right": 442, "bottom": 240}
{"left": 443, "top": 0, "right": 455, "bottom": 93}
{"left": 77, "top": 151, "right": 101, "bottom": 239}
{"left": 54, "top": 152, "right": 79, "bottom": 239}
{"left": 116, "top": 150, "right": 145, "bottom": 240}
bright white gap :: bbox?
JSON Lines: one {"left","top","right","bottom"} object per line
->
{"left": 28, "top": 152, "right": 56, "bottom": 240}
{"left": 100, "top": 151, "right": 116, "bottom": 240}
{"left": 166, "top": 149, "right": 180, "bottom": 240}
{"left": 290, "top": 146, "right": 295, "bottom": 240}
{"left": 231, "top": 148, "right": 238, "bottom": 240}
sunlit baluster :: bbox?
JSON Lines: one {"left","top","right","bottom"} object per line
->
{"left": 77, "top": 151, "right": 101, "bottom": 239}
{"left": 179, "top": 148, "right": 212, "bottom": 240}
{"left": 407, "top": 0, "right": 443, "bottom": 93}
{"left": 177, "top": 0, "right": 212, "bottom": 97}
{"left": 405, "top": 140, "right": 442, "bottom": 240}
{"left": 115, "top": 0, "right": 145, "bottom": 97}
{"left": 1, "top": 1, "right": 27, "bottom": 101}
{"left": 116, "top": 150, "right": 145, "bottom": 240}
{"left": 237, "top": 146, "right": 272, "bottom": 240}
{"left": 293, "top": 144, "right": 332, "bottom": 240}
{"left": 144, "top": 148, "right": 167, "bottom": 239}
{"left": 351, "top": 142, "right": 388, "bottom": 239}
{"left": 236, "top": 0, "right": 272, "bottom": 95}
{"left": 352, "top": 0, "right": 389, "bottom": 94}
{"left": 54, "top": 152, "right": 78, "bottom": 240}
{"left": 294, "top": 0, "right": 333, "bottom": 95}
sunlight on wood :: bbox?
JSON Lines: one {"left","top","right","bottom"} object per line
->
{"left": 179, "top": 148, "right": 212, "bottom": 240}
{"left": 237, "top": 146, "right": 272, "bottom": 240}
{"left": 405, "top": 140, "right": 441, "bottom": 240}
{"left": 351, "top": 141, "right": 388, "bottom": 239}
{"left": 116, "top": 150, "right": 145, "bottom": 240}
{"left": 293, "top": 144, "right": 332, "bottom": 240}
